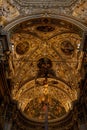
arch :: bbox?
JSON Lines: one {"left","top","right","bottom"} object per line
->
{"left": 1, "top": 14, "right": 87, "bottom": 32}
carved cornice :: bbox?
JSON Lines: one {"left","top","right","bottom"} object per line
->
{"left": 12, "top": 0, "right": 79, "bottom": 7}
{"left": 9, "top": 0, "right": 80, "bottom": 16}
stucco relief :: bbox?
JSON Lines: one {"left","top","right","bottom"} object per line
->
{"left": 0, "top": 0, "right": 19, "bottom": 26}
{"left": 72, "top": 1, "right": 87, "bottom": 24}
{"left": 0, "top": 0, "right": 87, "bottom": 27}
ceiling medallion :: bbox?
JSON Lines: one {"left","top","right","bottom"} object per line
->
{"left": 61, "top": 40, "right": 74, "bottom": 55}
{"left": 36, "top": 25, "right": 55, "bottom": 32}
{"left": 37, "top": 58, "right": 52, "bottom": 69}
{"left": 16, "top": 41, "right": 29, "bottom": 55}
{"left": 37, "top": 58, "right": 56, "bottom": 78}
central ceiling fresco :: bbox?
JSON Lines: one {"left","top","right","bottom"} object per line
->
{"left": 8, "top": 18, "right": 84, "bottom": 122}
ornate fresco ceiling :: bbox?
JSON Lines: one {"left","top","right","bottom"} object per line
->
{"left": 7, "top": 18, "right": 84, "bottom": 123}
{"left": 0, "top": 0, "right": 87, "bottom": 130}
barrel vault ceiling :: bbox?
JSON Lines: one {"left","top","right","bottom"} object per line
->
{"left": 0, "top": 0, "right": 87, "bottom": 124}
{"left": 8, "top": 17, "right": 84, "bottom": 122}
